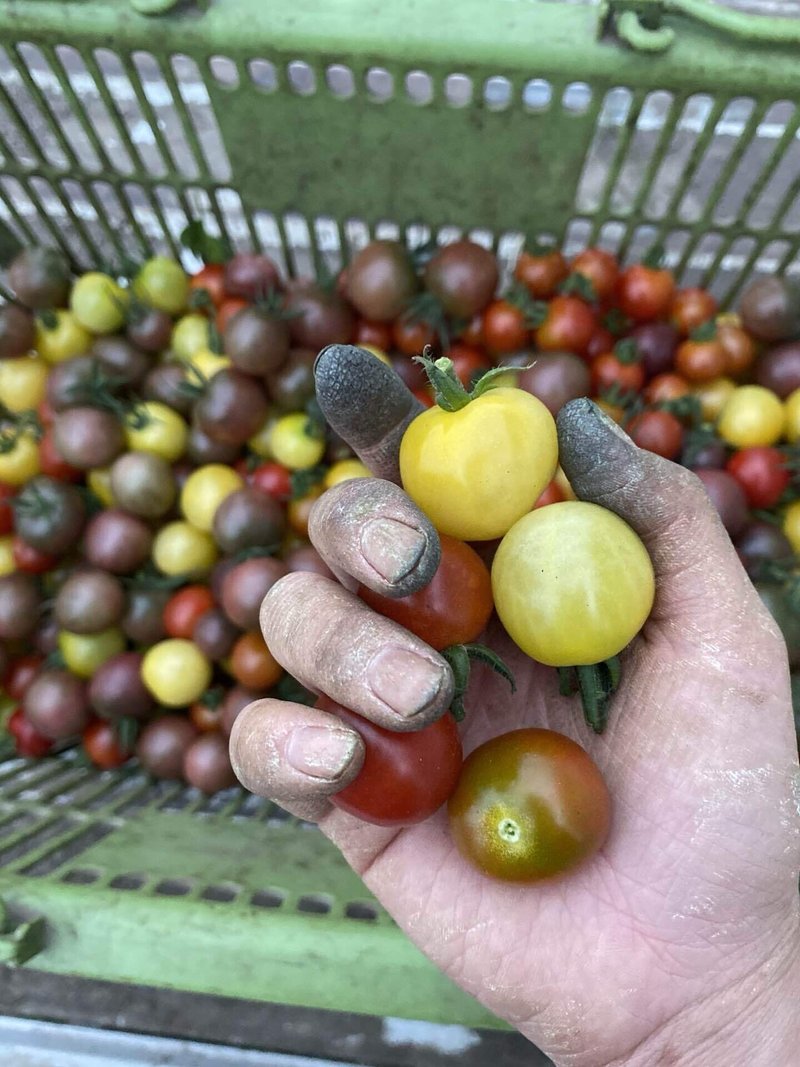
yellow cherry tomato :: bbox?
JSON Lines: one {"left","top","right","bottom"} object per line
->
{"left": 492, "top": 501, "right": 655, "bottom": 666}
{"left": 288, "top": 484, "right": 324, "bottom": 538}
{"left": 358, "top": 344, "right": 392, "bottom": 367}
{"left": 693, "top": 376, "right": 735, "bottom": 422}
{"left": 87, "top": 467, "right": 115, "bottom": 508}
{"left": 171, "top": 313, "right": 210, "bottom": 361}
{"left": 133, "top": 257, "right": 189, "bottom": 316}
{"left": 152, "top": 521, "right": 218, "bottom": 577}
{"left": 141, "top": 639, "right": 212, "bottom": 707}
{"left": 486, "top": 369, "right": 520, "bottom": 390}
{"left": 180, "top": 464, "right": 243, "bottom": 532}
{"left": 0, "top": 355, "right": 48, "bottom": 412}
{"left": 717, "top": 385, "right": 785, "bottom": 448}
{"left": 400, "top": 387, "right": 558, "bottom": 541}
{"left": 323, "top": 458, "right": 372, "bottom": 488}
{"left": 248, "top": 413, "right": 278, "bottom": 459}
{"left": 69, "top": 272, "right": 128, "bottom": 334}
{"left": 59, "top": 627, "right": 126, "bottom": 678}
{"left": 782, "top": 500, "right": 800, "bottom": 554}
{"left": 0, "top": 431, "right": 40, "bottom": 486}
{"left": 35, "top": 310, "right": 91, "bottom": 363}
{"left": 0, "top": 535, "right": 15, "bottom": 576}
{"left": 783, "top": 387, "right": 800, "bottom": 444}
{"left": 187, "top": 347, "right": 230, "bottom": 379}
{"left": 270, "top": 412, "right": 326, "bottom": 470}
{"left": 125, "top": 401, "right": 188, "bottom": 462}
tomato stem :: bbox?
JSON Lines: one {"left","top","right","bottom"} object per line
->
{"left": 559, "top": 657, "right": 621, "bottom": 734}
{"left": 416, "top": 351, "right": 521, "bottom": 412}
{"left": 442, "top": 642, "right": 516, "bottom": 722}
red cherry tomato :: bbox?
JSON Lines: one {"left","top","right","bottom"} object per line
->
{"left": 717, "top": 323, "right": 756, "bottom": 379}
{"left": 190, "top": 699, "right": 224, "bottom": 733}
{"left": 643, "top": 373, "right": 690, "bottom": 404}
{"left": 458, "top": 313, "right": 484, "bottom": 348}
{"left": 37, "top": 398, "right": 56, "bottom": 427}
{"left": 324, "top": 696, "right": 463, "bottom": 826}
{"left": 8, "top": 708, "right": 54, "bottom": 758}
{"left": 482, "top": 299, "right": 529, "bottom": 354}
{"left": 359, "top": 534, "right": 493, "bottom": 650}
{"left": 448, "top": 343, "right": 491, "bottom": 388}
{"left": 627, "top": 409, "right": 684, "bottom": 460}
{"left": 249, "top": 461, "right": 292, "bottom": 502}
{"left": 413, "top": 387, "right": 435, "bottom": 409}
{"left": 674, "top": 338, "right": 727, "bottom": 383}
{"left": 163, "top": 585, "right": 215, "bottom": 640}
{"left": 618, "top": 264, "right": 676, "bottom": 322}
{"left": 514, "top": 250, "right": 568, "bottom": 299}
{"left": 534, "top": 480, "right": 566, "bottom": 508}
{"left": 670, "top": 287, "right": 717, "bottom": 336}
{"left": 190, "top": 263, "right": 227, "bottom": 310}
{"left": 570, "top": 248, "right": 619, "bottom": 303}
{"left": 355, "top": 319, "right": 393, "bottom": 351}
{"left": 535, "top": 296, "right": 596, "bottom": 357}
{"left": 586, "top": 326, "right": 615, "bottom": 362}
{"left": 392, "top": 316, "right": 436, "bottom": 357}
{"left": 216, "top": 297, "right": 249, "bottom": 334}
{"left": 591, "top": 351, "right": 645, "bottom": 395}
{"left": 38, "top": 429, "right": 82, "bottom": 482}
{"left": 5, "top": 655, "right": 44, "bottom": 701}
{"left": 13, "top": 538, "right": 57, "bottom": 574}
{"left": 726, "top": 447, "right": 790, "bottom": 509}
{"left": 0, "top": 484, "right": 15, "bottom": 535}
{"left": 83, "top": 718, "right": 133, "bottom": 770}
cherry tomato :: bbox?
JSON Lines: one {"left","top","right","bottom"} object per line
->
{"left": 323, "top": 458, "right": 372, "bottom": 489}
{"left": 180, "top": 464, "right": 244, "bottom": 532}
{"left": 693, "top": 377, "right": 736, "bottom": 422}
{"left": 627, "top": 410, "right": 684, "bottom": 459}
{"left": 287, "top": 484, "right": 324, "bottom": 538}
{"left": 250, "top": 461, "right": 292, "bottom": 502}
{"left": 618, "top": 264, "right": 675, "bottom": 322}
{"left": 590, "top": 351, "right": 644, "bottom": 395}
{"left": 458, "top": 313, "right": 484, "bottom": 348}
{"left": 133, "top": 257, "right": 189, "bottom": 316}
{"left": 355, "top": 319, "right": 393, "bottom": 350}
{"left": 492, "top": 501, "right": 655, "bottom": 666}
{"left": 514, "top": 250, "right": 568, "bottom": 299}
{"left": 125, "top": 401, "right": 188, "bottom": 464}
{"left": 37, "top": 398, "right": 55, "bottom": 428}
{"left": 726, "top": 447, "right": 789, "bottom": 509}
{"left": 0, "top": 484, "right": 15, "bottom": 535}
{"left": 535, "top": 296, "right": 596, "bottom": 357}
{"left": 448, "top": 728, "right": 610, "bottom": 882}
{"left": 717, "top": 386, "right": 785, "bottom": 448}
{"left": 782, "top": 499, "right": 800, "bottom": 555}
{"left": 270, "top": 413, "right": 326, "bottom": 471}
{"left": 83, "top": 718, "right": 133, "bottom": 769}
{"left": 152, "top": 521, "right": 218, "bottom": 578}
{"left": 142, "top": 639, "right": 212, "bottom": 707}
{"left": 482, "top": 300, "right": 528, "bottom": 354}
{"left": 717, "top": 322, "right": 756, "bottom": 379}
{"left": 190, "top": 698, "right": 224, "bottom": 733}
{"left": 570, "top": 248, "right": 619, "bottom": 303}
{"left": 359, "top": 534, "right": 492, "bottom": 650}
{"left": 400, "top": 389, "right": 558, "bottom": 541}
{"left": 448, "top": 344, "right": 491, "bottom": 388}
{"left": 59, "top": 627, "right": 126, "bottom": 679}
{"left": 216, "top": 297, "right": 249, "bottom": 335}
{"left": 5, "top": 655, "right": 44, "bottom": 701}
{"left": 35, "top": 310, "right": 91, "bottom": 364}
{"left": 323, "top": 696, "right": 462, "bottom": 826}
{"left": 0, "top": 432, "right": 40, "bottom": 486}
{"left": 412, "top": 387, "right": 435, "bottom": 409}
{"left": 8, "top": 708, "right": 53, "bottom": 758}
{"left": 163, "top": 585, "right": 215, "bottom": 640}
{"left": 586, "top": 326, "right": 614, "bottom": 362}
{"left": 643, "top": 373, "right": 690, "bottom": 404}
{"left": 190, "top": 263, "right": 226, "bottom": 309}
{"left": 229, "top": 631, "right": 283, "bottom": 690}
{"left": 534, "top": 481, "right": 565, "bottom": 508}
{"left": 670, "top": 287, "right": 717, "bottom": 336}
{"left": 13, "top": 538, "right": 56, "bottom": 574}
{"left": 675, "top": 338, "right": 727, "bottom": 383}
{"left": 70, "top": 272, "right": 128, "bottom": 334}
{"left": 38, "top": 429, "right": 81, "bottom": 482}
{"left": 0, "top": 354, "right": 48, "bottom": 413}
{"left": 392, "top": 316, "right": 436, "bottom": 357}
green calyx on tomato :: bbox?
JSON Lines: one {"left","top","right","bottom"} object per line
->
{"left": 689, "top": 320, "right": 717, "bottom": 343}
{"left": 612, "top": 338, "right": 641, "bottom": 366}
{"left": 415, "top": 351, "right": 525, "bottom": 413}
{"left": 0, "top": 406, "right": 42, "bottom": 455}
{"left": 180, "top": 220, "right": 231, "bottom": 266}
{"left": 441, "top": 642, "right": 516, "bottom": 722}
{"left": 558, "top": 272, "right": 597, "bottom": 304}
{"left": 558, "top": 656, "right": 621, "bottom": 734}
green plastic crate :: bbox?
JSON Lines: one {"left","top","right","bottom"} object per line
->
{"left": 0, "top": 0, "right": 799, "bottom": 1027}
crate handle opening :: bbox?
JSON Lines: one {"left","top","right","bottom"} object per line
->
{"left": 604, "top": 0, "right": 800, "bottom": 52}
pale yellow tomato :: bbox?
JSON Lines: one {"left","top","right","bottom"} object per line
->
{"left": 0, "top": 535, "right": 15, "bottom": 576}
{"left": 125, "top": 401, "right": 188, "bottom": 462}
{"left": 187, "top": 347, "right": 230, "bottom": 379}
{"left": 171, "top": 313, "right": 210, "bottom": 361}
{"left": 141, "top": 639, "right": 211, "bottom": 707}
{"left": 70, "top": 272, "right": 128, "bottom": 334}
{"left": 248, "top": 413, "right": 278, "bottom": 458}
{"left": 717, "top": 385, "right": 785, "bottom": 448}
{"left": 270, "top": 412, "right": 326, "bottom": 470}
{"left": 693, "top": 376, "right": 735, "bottom": 422}
{"left": 782, "top": 500, "right": 800, "bottom": 554}
{"left": 59, "top": 627, "right": 126, "bottom": 678}
{"left": 35, "top": 310, "right": 91, "bottom": 363}
{"left": 180, "top": 464, "right": 243, "bottom": 532}
{"left": 0, "top": 355, "right": 48, "bottom": 412}
{"left": 152, "top": 521, "right": 217, "bottom": 577}
{"left": 783, "top": 387, "right": 800, "bottom": 444}
{"left": 87, "top": 467, "right": 115, "bottom": 508}
{"left": 323, "top": 458, "right": 372, "bottom": 488}
{"left": 0, "top": 431, "right": 40, "bottom": 485}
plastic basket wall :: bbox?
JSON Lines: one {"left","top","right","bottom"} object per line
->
{"left": 0, "top": 0, "right": 799, "bottom": 1024}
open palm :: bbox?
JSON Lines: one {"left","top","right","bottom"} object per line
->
{"left": 231, "top": 349, "right": 800, "bottom": 1066}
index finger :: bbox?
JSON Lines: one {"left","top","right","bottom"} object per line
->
{"left": 314, "top": 344, "right": 424, "bottom": 482}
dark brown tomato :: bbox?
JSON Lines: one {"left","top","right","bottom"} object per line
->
{"left": 223, "top": 306, "right": 291, "bottom": 375}
{"left": 109, "top": 451, "right": 176, "bottom": 520}
{"left": 684, "top": 439, "right": 729, "bottom": 471}
{"left": 55, "top": 569, "right": 126, "bottom": 634}
{"left": 517, "top": 353, "right": 590, "bottom": 416}
{"left": 46, "top": 355, "right": 103, "bottom": 411}
{"left": 223, "top": 252, "right": 282, "bottom": 300}
{"left": 221, "top": 556, "right": 288, "bottom": 630}
{"left": 186, "top": 422, "right": 241, "bottom": 465}
{"left": 24, "top": 668, "right": 89, "bottom": 739}
{"left": 266, "top": 348, "right": 316, "bottom": 411}
{"left": 83, "top": 509, "right": 153, "bottom": 574}
{"left": 755, "top": 341, "right": 800, "bottom": 399}
{"left": 183, "top": 732, "right": 237, "bottom": 792}
{"left": 92, "top": 336, "right": 151, "bottom": 388}
{"left": 33, "top": 614, "right": 60, "bottom": 656}
{"left": 670, "top": 287, "right": 717, "bottom": 336}
{"left": 53, "top": 407, "right": 125, "bottom": 470}
{"left": 283, "top": 544, "right": 334, "bottom": 579}
{"left": 209, "top": 556, "right": 238, "bottom": 604}
{"left": 345, "top": 240, "right": 418, "bottom": 322}
{"left": 195, "top": 370, "right": 269, "bottom": 446}
{"left": 136, "top": 715, "right": 198, "bottom": 779}
{"left": 212, "top": 487, "right": 285, "bottom": 554}
{"left": 221, "top": 685, "right": 265, "bottom": 736}
{"left": 630, "top": 322, "right": 679, "bottom": 379}
{"left": 285, "top": 280, "right": 355, "bottom": 349}
{"left": 739, "top": 277, "right": 800, "bottom": 342}
{"left": 424, "top": 240, "right": 498, "bottom": 318}
{"left": 142, "top": 362, "right": 194, "bottom": 417}
{"left": 513, "top": 250, "right": 568, "bottom": 300}
{"left": 88, "top": 651, "right": 154, "bottom": 719}
{"left": 126, "top": 306, "right": 173, "bottom": 353}
{"left": 736, "top": 521, "right": 794, "bottom": 578}
{"left": 0, "top": 573, "right": 40, "bottom": 640}
{"left": 192, "top": 609, "right": 239, "bottom": 661}
{"left": 695, "top": 469, "right": 749, "bottom": 536}
{"left": 8, "top": 247, "right": 71, "bottom": 309}
{"left": 83, "top": 719, "right": 135, "bottom": 770}
{"left": 717, "top": 323, "right": 756, "bottom": 379}
{"left": 0, "top": 304, "right": 35, "bottom": 359}
{"left": 122, "top": 587, "right": 170, "bottom": 645}
{"left": 12, "top": 477, "right": 86, "bottom": 555}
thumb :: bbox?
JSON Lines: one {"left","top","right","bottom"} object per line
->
{"left": 557, "top": 398, "right": 769, "bottom": 637}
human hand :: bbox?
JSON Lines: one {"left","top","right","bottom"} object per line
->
{"left": 231, "top": 346, "right": 800, "bottom": 1066}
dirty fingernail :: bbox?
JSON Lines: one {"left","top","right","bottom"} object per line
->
{"left": 361, "top": 518, "right": 427, "bottom": 584}
{"left": 286, "top": 725, "right": 360, "bottom": 781}
{"left": 367, "top": 644, "right": 447, "bottom": 718}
